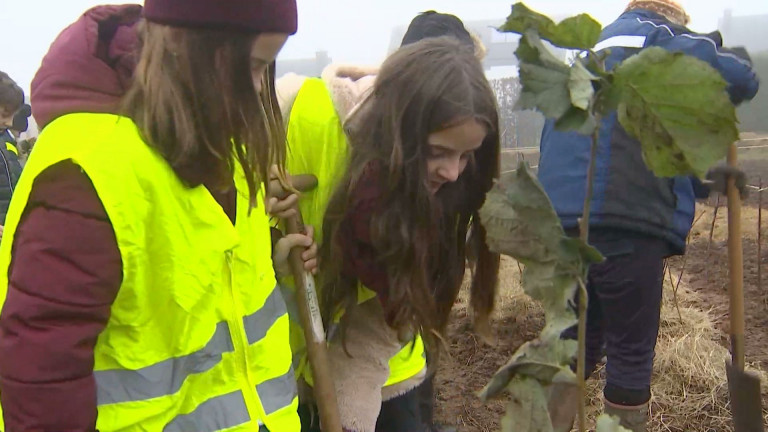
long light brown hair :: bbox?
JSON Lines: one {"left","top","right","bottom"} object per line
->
{"left": 321, "top": 37, "right": 500, "bottom": 350}
{"left": 122, "top": 22, "right": 285, "bottom": 205}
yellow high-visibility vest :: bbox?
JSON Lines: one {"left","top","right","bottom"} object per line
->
{"left": 284, "top": 78, "right": 426, "bottom": 388}
{"left": 0, "top": 113, "right": 300, "bottom": 432}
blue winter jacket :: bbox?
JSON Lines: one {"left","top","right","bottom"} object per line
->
{"left": 538, "top": 9, "right": 760, "bottom": 254}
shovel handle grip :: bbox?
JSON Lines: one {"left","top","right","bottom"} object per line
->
{"left": 268, "top": 174, "right": 318, "bottom": 200}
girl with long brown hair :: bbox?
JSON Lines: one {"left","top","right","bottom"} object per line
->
{"left": 0, "top": 1, "right": 314, "bottom": 431}
{"left": 282, "top": 35, "right": 500, "bottom": 432}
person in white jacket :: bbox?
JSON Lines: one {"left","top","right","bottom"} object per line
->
{"left": 277, "top": 12, "right": 492, "bottom": 432}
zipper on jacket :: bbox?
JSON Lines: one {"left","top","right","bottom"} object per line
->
{"left": 0, "top": 146, "right": 14, "bottom": 196}
{"left": 226, "top": 250, "right": 262, "bottom": 423}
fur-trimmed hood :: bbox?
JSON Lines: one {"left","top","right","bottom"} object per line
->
{"left": 276, "top": 63, "right": 378, "bottom": 126}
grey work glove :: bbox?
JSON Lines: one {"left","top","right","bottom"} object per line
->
{"left": 704, "top": 165, "right": 749, "bottom": 199}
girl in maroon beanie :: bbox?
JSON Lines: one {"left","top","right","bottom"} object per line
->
{"left": 0, "top": 1, "right": 313, "bottom": 431}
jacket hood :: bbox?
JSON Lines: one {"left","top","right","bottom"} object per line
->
{"left": 31, "top": 4, "right": 141, "bottom": 129}
{"left": 276, "top": 63, "right": 378, "bottom": 126}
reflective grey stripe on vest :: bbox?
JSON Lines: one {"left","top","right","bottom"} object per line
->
{"left": 163, "top": 390, "right": 250, "bottom": 432}
{"left": 95, "top": 320, "right": 234, "bottom": 405}
{"left": 96, "top": 286, "right": 287, "bottom": 405}
{"left": 244, "top": 286, "right": 288, "bottom": 344}
{"left": 257, "top": 367, "right": 298, "bottom": 415}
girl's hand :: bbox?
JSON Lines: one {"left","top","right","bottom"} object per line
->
{"left": 273, "top": 225, "right": 318, "bottom": 277}
{"left": 266, "top": 165, "right": 299, "bottom": 219}
{"left": 267, "top": 194, "right": 299, "bottom": 219}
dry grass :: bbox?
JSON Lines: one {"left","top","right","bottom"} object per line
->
{"left": 648, "top": 285, "right": 767, "bottom": 431}
{"left": 492, "top": 257, "right": 541, "bottom": 323}
{"left": 471, "top": 256, "right": 768, "bottom": 432}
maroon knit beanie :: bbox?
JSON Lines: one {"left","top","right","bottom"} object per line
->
{"left": 143, "top": 0, "right": 297, "bottom": 34}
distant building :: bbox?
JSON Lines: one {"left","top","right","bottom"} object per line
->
{"left": 718, "top": 10, "right": 768, "bottom": 55}
{"left": 387, "top": 17, "right": 570, "bottom": 73}
{"left": 276, "top": 51, "right": 332, "bottom": 78}
{"left": 388, "top": 19, "right": 516, "bottom": 72}
{"left": 274, "top": 15, "right": 582, "bottom": 79}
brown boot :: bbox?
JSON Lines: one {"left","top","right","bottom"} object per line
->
{"left": 603, "top": 399, "right": 648, "bottom": 432}
{"left": 547, "top": 381, "right": 580, "bottom": 432}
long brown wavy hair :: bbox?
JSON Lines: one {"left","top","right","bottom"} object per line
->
{"left": 320, "top": 37, "right": 500, "bottom": 350}
{"left": 122, "top": 22, "right": 285, "bottom": 205}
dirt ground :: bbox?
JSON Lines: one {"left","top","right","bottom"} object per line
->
{"left": 433, "top": 144, "right": 768, "bottom": 431}
{"left": 683, "top": 143, "right": 768, "bottom": 371}
{"left": 434, "top": 259, "right": 540, "bottom": 432}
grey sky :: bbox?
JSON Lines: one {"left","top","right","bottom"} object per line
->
{"left": 3, "top": 0, "right": 767, "bottom": 96}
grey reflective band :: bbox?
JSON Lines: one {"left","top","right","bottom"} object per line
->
{"left": 257, "top": 368, "right": 298, "bottom": 415}
{"left": 95, "top": 320, "right": 234, "bottom": 405}
{"left": 96, "top": 286, "right": 288, "bottom": 405}
{"left": 243, "top": 286, "right": 288, "bottom": 344}
{"left": 163, "top": 390, "right": 250, "bottom": 432}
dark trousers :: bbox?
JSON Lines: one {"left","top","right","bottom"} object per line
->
{"left": 563, "top": 230, "right": 669, "bottom": 406}
{"left": 298, "top": 378, "right": 431, "bottom": 432}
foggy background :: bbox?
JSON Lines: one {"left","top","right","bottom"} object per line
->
{"left": 2, "top": 0, "right": 766, "bottom": 141}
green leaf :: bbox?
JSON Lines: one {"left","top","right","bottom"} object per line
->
{"left": 560, "top": 236, "right": 604, "bottom": 266}
{"left": 513, "top": 32, "right": 600, "bottom": 130}
{"left": 521, "top": 262, "right": 578, "bottom": 336}
{"left": 478, "top": 162, "right": 563, "bottom": 263}
{"left": 514, "top": 32, "right": 573, "bottom": 119}
{"left": 596, "top": 414, "right": 632, "bottom": 432}
{"left": 523, "top": 240, "right": 601, "bottom": 340}
{"left": 595, "top": 79, "right": 622, "bottom": 116}
{"left": 569, "top": 59, "right": 598, "bottom": 110}
{"left": 554, "top": 106, "right": 597, "bottom": 135}
{"left": 479, "top": 162, "right": 604, "bottom": 406}
{"left": 553, "top": 58, "right": 599, "bottom": 134}
{"left": 500, "top": 2, "right": 602, "bottom": 50}
{"left": 499, "top": 377, "right": 554, "bottom": 432}
{"left": 612, "top": 47, "right": 739, "bottom": 177}
{"left": 480, "top": 337, "right": 577, "bottom": 400}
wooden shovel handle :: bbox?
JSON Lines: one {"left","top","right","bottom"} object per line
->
{"left": 268, "top": 174, "right": 318, "bottom": 201}
{"left": 270, "top": 173, "right": 342, "bottom": 432}
{"left": 285, "top": 214, "right": 342, "bottom": 432}
{"left": 726, "top": 143, "right": 746, "bottom": 370}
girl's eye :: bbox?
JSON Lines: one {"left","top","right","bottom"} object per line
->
{"left": 429, "top": 148, "right": 445, "bottom": 158}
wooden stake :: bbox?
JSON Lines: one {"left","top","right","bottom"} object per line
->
{"left": 758, "top": 177, "right": 763, "bottom": 307}
{"left": 726, "top": 143, "right": 745, "bottom": 370}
